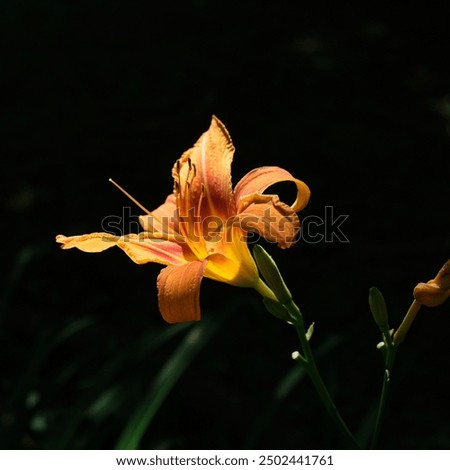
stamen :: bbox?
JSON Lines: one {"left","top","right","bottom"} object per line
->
{"left": 109, "top": 178, "right": 152, "bottom": 215}
{"left": 170, "top": 159, "right": 207, "bottom": 258}
{"left": 197, "top": 183, "right": 205, "bottom": 216}
{"left": 183, "top": 166, "right": 191, "bottom": 203}
{"left": 109, "top": 178, "right": 182, "bottom": 244}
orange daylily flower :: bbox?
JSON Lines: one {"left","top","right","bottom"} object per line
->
{"left": 56, "top": 116, "right": 310, "bottom": 323}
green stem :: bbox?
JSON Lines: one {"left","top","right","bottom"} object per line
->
{"left": 285, "top": 301, "right": 360, "bottom": 450}
{"left": 370, "top": 340, "right": 396, "bottom": 449}
{"left": 253, "top": 245, "right": 358, "bottom": 448}
{"left": 370, "top": 300, "right": 422, "bottom": 448}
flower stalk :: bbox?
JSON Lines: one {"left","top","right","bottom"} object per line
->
{"left": 369, "top": 258, "right": 450, "bottom": 449}
{"left": 253, "top": 245, "right": 359, "bottom": 449}
{"left": 288, "top": 301, "right": 360, "bottom": 449}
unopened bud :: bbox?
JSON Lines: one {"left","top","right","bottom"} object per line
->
{"left": 369, "top": 287, "right": 390, "bottom": 331}
{"left": 262, "top": 297, "right": 291, "bottom": 321}
{"left": 253, "top": 244, "right": 292, "bottom": 304}
{"left": 413, "top": 260, "right": 450, "bottom": 307}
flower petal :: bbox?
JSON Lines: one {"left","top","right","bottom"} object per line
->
{"left": 175, "top": 115, "right": 235, "bottom": 219}
{"left": 139, "top": 194, "right": 180, "bottom": 236}
{"left": 203, "top": 226, "right": 260, "bottom": 286}
{"left": 56, "top": 232, "right": 188, "bottom": 265}
{"left": 233, "top": 194, "right": 300, "bottom": 249}
{"left": 157, "top": 260, "right": 206, "bottom": 323}
{"left": 234, "top": 166, "right": 311, "bottom": 212}
{"left": 414, "top": 281, "right": 450, "bottom": 307}
{"left": 116, "top": 236, "right": 188, "bottom": 265}
{"left": 56, "top": 233, "right": 120, "bottom": 253}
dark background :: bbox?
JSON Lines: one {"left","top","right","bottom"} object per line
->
{"left": 1, "top": 0, "right": 449, "bottom": 450}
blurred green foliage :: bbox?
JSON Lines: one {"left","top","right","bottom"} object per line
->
{"left": 1, "top": 0, "right": 450, "bottom": 449}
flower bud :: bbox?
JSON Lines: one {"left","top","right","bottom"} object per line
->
{"left": 413, "top": 260, "right": 450, "bottom": 307}
{"left": 262, "top": 297, "right": 291, "bottom": 321}
{"left": 253, "top": 244, "right": 292, "bottom": 305}
{"left": 369, "top": 287, "right": 390, "bottom": 331}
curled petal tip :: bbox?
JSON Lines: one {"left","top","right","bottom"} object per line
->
{"left": 413, "top": 260, "right": 450, "bottom": 307}
{"left": 291, "top": 179, "right": 311, "bottom": 212}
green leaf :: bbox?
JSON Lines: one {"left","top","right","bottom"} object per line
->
{"left": 115, "top": 311, "right": 227, "bottom": 450}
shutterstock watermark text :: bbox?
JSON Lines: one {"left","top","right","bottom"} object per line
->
{"left": 100, "top": 205, "right": 349, "bottom": 245}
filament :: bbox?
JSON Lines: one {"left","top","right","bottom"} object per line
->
{"left": 109, "top": 178, "right": 153, "bottom": 215}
